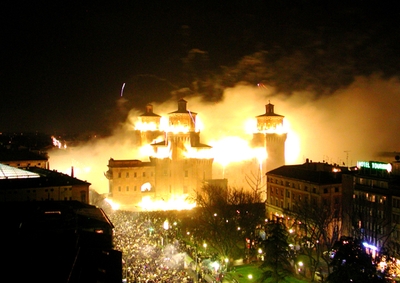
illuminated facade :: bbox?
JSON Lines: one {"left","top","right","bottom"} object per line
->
{"left": 350, "top": 160, "right": 400, "bottom": 257}
{"left": 106, "top": 99, "right": 214, "bottom": 210}
{"left": 253, "top": 103, "right": 287, "bottom": 172}
{"left": 266, "top": 159, "right": 352, "bottom": 244}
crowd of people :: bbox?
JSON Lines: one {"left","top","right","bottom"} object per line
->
{"left": 108, "top": 210, "right": 202, "bottom": 283}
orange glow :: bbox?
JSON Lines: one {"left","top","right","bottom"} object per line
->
{"left": 184, "top": 141, "right": 213, "bottom": 159}
{"left": 134, "top": 121, "right": 159, "bottom": 131}
{"left": 138, "top": 195, "right": 196, "bottom": 211}
{"left": 166, "top": 124, "right": 190, "bottom": 134}
{"left": 152, "top": 142, "right": 172, "bottom": 159}
{"left": 104, "top": 198, "right": 120, "bottom": 210}
{"left": 210, "top": 137, "right": 260, "bottom": 167}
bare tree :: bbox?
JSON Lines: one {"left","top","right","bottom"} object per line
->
{"left": 284, "top": 199, "right": 341, "bottom": 281}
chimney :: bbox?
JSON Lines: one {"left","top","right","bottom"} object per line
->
{"left": 71, "top": 166, "right": 74, "bottom": 178}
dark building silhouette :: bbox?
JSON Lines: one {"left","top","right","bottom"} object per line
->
{"left": 1, "top": 201, "right": 122, "bottom": 283}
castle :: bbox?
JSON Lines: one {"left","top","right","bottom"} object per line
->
{"left": 105, "top": 98, "right": 286, "bottom": 210}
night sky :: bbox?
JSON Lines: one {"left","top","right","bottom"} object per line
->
{"left": 2, "top": 1, "right": 400, "bottom": 136}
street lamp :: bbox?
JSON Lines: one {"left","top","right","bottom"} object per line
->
{"left": 298, "top": 261, "right": 304, "bottom": 273}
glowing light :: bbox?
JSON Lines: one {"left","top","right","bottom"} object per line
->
{"left": 141, "top": 182, "right": 152, "bottom": 192}
{"left": 134, "top": 121, "right": 159, "bottom": 131}
{"left": 195, "top": 115, "right": 204, "bottom": 132}
{"left": 184, "top": 141, "right": 213, "bottom": 159}
{"left": 120, "top": 82, "right": 125, "bottom": 97}
{"left": 139, "top": 144, "right": 156, "bottom": 157}
{"left": 166, "top": 124, "right": 190, "bottom": 134}
{"left": 51, "top": 136, "right": 67, "bottom": 149}
{"left": 363, "top": 242, "right": 378, "bottom": 251}
{"left": 104, "top": 198, "right": 120, "bottom": 210}
{"left": 138, "top": 195, "right": 196, "bottom": 211}
{"left": 153, "top": 142, "right": 172, "bottom": 159}
{"left": 210, "top": 137, "right": 256, "bottom": 167}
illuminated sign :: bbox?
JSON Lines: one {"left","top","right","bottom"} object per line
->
{"left": 357, "top": 161, "right": 392, "bottom": 172}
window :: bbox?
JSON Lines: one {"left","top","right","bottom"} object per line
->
{"left": 143, "top": 172, "right": 146, "bottom": 177}
{"left": 118, "top": 186, "right": 121, "bottom": 192}
{"left": 126, "top": 186, "right": 129, "bottom": 191}
{"left": 134, "top": 186, "right": 137, "bottom": 191}
{"left": 134, "top": 172, "right": 137, "bottom": 178}
{"left": 335, "top": 187, "right": 339, "bottom": 192}
{"left": 185, "top": 170, "right": 188, "bottom": 177}
{"left": 126, "top": 172, "right": 129, "bottom": 178}
{"left": 324, "top": 188, "right": 328, "bottom": 194}
{"left": 118, "top": 172, "right": 121, "bottom": 178}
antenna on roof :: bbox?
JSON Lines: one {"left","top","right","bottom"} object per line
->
{"left": 344, "top": 150, "right": 350, "bottom": 167}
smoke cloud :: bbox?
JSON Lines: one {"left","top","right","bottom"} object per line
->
{"left": 48, "top": 73, "right": 400, "bottom": 194}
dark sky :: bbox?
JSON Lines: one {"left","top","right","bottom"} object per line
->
{"left": 2, "top": 1, "right": 399, "bottom": 136}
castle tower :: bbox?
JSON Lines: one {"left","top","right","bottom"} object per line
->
{"left": 254, "top": 102, "right": 287, "bottom": 172}
{"left": 138, "top": 104, "right": 162, "bottom": 145}
{"left": 167, "top": 98, "right": 198, "bottom": 160}
{"left": 152, "top": 98, "right": 213, "bottom": 199}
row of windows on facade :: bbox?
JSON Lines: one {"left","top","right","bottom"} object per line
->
{"left": 117, "top": 171, "right": 190, "bottom": 178}
{"left": 270, "top": 186, "right": 340, "bottom": 198}
{"left": 360, "top": 224, "right": 384, "bottom": 237}
{"left": 116, "top": 185, "right": 189, "bottom": 193}
{"left": 353, "top": 192, "right": 387, "bottom": 204}
{"left": 1, "top": 187, "right": 73, "bottom": 194}
{"left": 354, "top": 204, "right": 385, "bottom": 219}
{"left": 357, "top": 177, "right": 389, "bottom": 189}
{"left": 270, "top": 196, "right": 340, "bottom": 209}
{"left": 393, "top": 198, "right": 400, "bottom": 208}
{"left": 0, "top": 196, "right": 74, "bottom": 201}
{"left": 268, "top": 179, "right": 340, "bottom": 193}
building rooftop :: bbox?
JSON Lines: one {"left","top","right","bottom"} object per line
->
{"left": 267, "top": 162, "right": 347, "bottom": 185}
{"left": 0, "top": 163, "right": 40, "bottom": 179}
{"left": 0, "top": 164, "right": 90, "bottom": 189}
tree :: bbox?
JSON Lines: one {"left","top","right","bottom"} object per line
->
{"left": 188, "top": 185, "right": 265, "bottom": 263}
{"left": 284, "top": 198, "right": 341, "bottom": 280}
{"left": 259, "top": 220, "right": 294, "bottom": 283}
{"left": 327, "top": 237, "right": 386, "bottom": 283}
